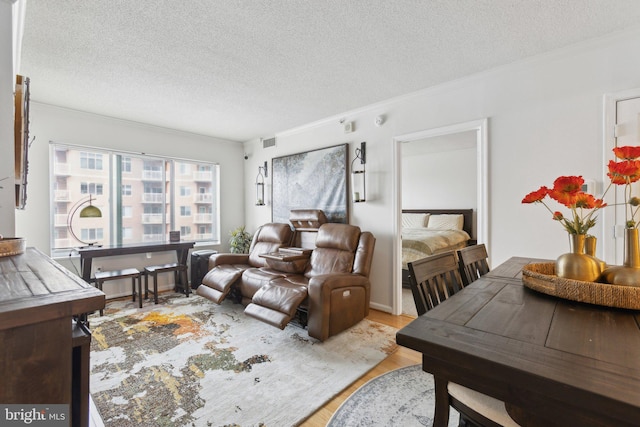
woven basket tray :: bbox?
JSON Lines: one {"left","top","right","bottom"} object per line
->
{"left": 0, "top": 238, "right": 25, "bottom": 257}
{"left": 522, "top": 263, "right": 640, "bottom": 310}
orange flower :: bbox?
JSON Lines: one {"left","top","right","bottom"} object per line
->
{"left": 523, "top": 146, "right": 640, "bottom": 233}
{"left": 523, "top": 175, "right": 604, "bottom": 234}
{"left": 521, "top": 186, "right": 548, "bottom": 203}
{"left": 613, "top": 146, "right": 640, "bottom": 160}
{"left": 549, "top": 189, "right": 579, "bottom": 207}
{"left": 607, "top": 160, "right": 640, "bottom": 185}
{"left": 552, "top": 175, "right": 583, "bottom": 194}
{"left": 574, "top": 193, "right": 606, "bottom": 209}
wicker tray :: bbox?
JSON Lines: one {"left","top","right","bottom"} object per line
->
{"left": 522, "top": 263, "right": 640, "bottom": 310}
{"left": 0, "top": 238, "right": 25, "bottom": 257}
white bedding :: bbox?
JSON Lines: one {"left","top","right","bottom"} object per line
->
{"left": 402, "top": 227, "right": 471, "bottom": 269}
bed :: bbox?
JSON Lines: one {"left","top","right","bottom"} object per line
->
{"left": 401, "top": 209, "right": 475, "bottom": 287}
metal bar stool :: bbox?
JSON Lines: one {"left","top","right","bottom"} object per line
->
{"left": 144, "top": 262, "right": 189, "bottom": 304}
{"left": 94, "top": 268, "right": 142, "bottom": 315}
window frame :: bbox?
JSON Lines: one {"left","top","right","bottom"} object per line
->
{"left": 50, "top": 143, "right": 220, "bottom": 255}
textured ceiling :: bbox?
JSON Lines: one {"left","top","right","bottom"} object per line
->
{"left": 18, "top": 0, "right": 640, "bottom": 142}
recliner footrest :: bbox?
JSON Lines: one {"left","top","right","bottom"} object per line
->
{"left": 199, "top": 267, "right": 243, "bottom": 304}
{"left": 244, "top": 283, "right": 308, "bottom": 329}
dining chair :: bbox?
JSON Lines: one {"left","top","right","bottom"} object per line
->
{"left": 457, "top": 244, "right": 490, "bottom": 286}
{"left": 408, "top": 252, "right": 520, "bottom": 427}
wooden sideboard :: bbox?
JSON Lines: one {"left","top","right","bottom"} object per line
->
{"left": 0, "top": 247, "right": 105, "bottom": 427}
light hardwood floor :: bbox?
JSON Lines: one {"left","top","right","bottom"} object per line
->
{"left": 299, "top": 310, "right": 420, "bottom": 426}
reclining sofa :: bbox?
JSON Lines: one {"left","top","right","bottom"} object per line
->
{"left": 196, "top": 220, "right": 376, "bottom": 341}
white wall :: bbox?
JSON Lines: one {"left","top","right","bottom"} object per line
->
{"left": 15, "top": 102, "right": 244, "bottom": 297}
{"left": 401, "top": 132, "right": 477, "bottom": 211}
{"left": 243, "top": 27, "right": 640, "bottom": 313}
{"left": 0, "top": 3, "right": 16, "bottom": 237}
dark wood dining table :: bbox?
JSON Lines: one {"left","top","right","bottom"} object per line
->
{"left": 396, "top": 256, "right": 640, "bottom": 427}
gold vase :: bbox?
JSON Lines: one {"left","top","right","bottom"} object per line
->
{"left": 555, "top": 234, "right": 602, "bottom": 282}
{"left": 585, "top": 235, "right": 606, "bottom": 272}
{"left": 601, "top": 228, "right": 640, "bottom": 287}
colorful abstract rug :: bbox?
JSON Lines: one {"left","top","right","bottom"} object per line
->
{"left": 327, "top": 364, "right": 460, "bottom": 427}
{"left": 89, "top": 293, "right": 398, "bottom": 426}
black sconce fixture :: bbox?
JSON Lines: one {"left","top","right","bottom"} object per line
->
{"left": 351, "top": 142, "right": 366, "bottom": 203}
{"left": 256, "top": 161, "right": 268, "bottom": 206}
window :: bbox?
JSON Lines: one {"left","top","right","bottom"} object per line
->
{"left": 122, "top": 156, "right": 132, "bottom": 173}
{"left": 80, "top": 152, "right": 103, "bottom": 170}
{"left": 50, "top": 144, "right": 219, "bottom": 253}
{"left": 81, "top": 228, "right": 103, "bottom": 241}
{"left": 80, "top": 182, "right": 103, "bottom": 195}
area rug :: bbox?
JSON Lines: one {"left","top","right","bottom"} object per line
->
{"left": 89, "top": 293, "right": 398, "bottom": 427}
{"left": 327, "top": 364, "right": 460, "bottom": 427}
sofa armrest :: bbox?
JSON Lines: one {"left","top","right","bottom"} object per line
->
{"left": 308, "top": 273, "right": 369, "bottom": 293}
{"left": 307, "top": 274, "right": 371, "bottom": 341}
{"left": 209, "top": 253, "right": 249, "bottom": 269}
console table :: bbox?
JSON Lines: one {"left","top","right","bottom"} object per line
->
{"left": 78, "top": 241, "right": 195, "bottom": 293}
{"left": 0, "top": 247, "right": 105, "bottom": 427}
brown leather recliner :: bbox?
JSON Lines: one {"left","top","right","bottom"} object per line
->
{"left": 196, "top": 223, "right": 293, "bottom": 303}
{"left": 244, "top": 223, "right": 376, "bottom": 341}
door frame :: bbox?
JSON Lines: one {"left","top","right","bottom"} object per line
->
{"left": 392, "top": 118, "right": 488, "bottom": 315}
{"left": 602, "top": 88, "right": 640, "bottom": 264}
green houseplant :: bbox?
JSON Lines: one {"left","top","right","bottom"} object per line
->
{"left": 229, "top": 226, "right": 252, "bottom": 254}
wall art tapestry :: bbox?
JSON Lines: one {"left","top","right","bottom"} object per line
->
{"left": 272, "top": 143, "right": 348, "bottom": 224}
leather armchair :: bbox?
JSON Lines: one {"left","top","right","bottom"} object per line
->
{"left": 245, "top": 223, "right": 376, "bottom": 341}
{"left": 196, "top": 223, "right": 293, "bottom": 303}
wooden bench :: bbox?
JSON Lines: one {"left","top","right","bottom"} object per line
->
{"left": 94, "top": 268, "right": 142, "bottom": 315}
{"left": 144, "top": 263, "right": 189, "bottom": 304}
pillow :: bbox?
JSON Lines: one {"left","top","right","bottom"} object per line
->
{"left": 427, "top": 214, "right": 464, "bottom": 230}
{"left": 402, "top": 213, "right": 429, "bottom": 228}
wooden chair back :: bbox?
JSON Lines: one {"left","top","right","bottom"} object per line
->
{"left": 407, "top": 251, "right": 465, "bottom": 316}
{"left": 408, "top": 247, "right": 521, "bottom": 427}
{"left": 457, "top": 244, "right": 490, "bottom": 286}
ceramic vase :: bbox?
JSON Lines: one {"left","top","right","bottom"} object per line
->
{"left": 601, "top": 228, "right": 640, "bottom": 287}
{"left": 555, "top": 234, "right": 602, "bottom": 282}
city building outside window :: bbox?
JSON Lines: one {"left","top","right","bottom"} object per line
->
{"left": 50, "top": 144, "right": 219, "bottom": 254}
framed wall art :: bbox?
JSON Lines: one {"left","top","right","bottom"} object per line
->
{"left": 271, "top": 143, "right": 348, "bottom": 224}
{"left": 14, "top": 75, "right": 31, "bottom": 209}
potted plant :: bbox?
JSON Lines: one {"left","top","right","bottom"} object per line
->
{"left": 229, "top": 226, "right": 252, "bottom": 254}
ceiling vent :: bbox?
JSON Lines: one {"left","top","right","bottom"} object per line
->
{"left": 262, "top": 137, "right": 276, "bottom": 148}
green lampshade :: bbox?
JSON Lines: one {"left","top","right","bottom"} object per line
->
{"left": 79, "top": 204, "right": 102, "bottom": 218}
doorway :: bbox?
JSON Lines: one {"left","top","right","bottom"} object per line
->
{"left": 392, "top": 119, "right": 488, "bottom": 316}
{"left": 603, "top": 89, "right": 640, "bottom": 265}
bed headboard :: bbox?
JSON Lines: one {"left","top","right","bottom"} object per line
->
{"left": 401, "top": 208, "right": 474, "bottom": 238}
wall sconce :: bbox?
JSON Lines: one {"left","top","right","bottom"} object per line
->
{"left": 67, "top": 194, "right": 102, "bottom": 247}
{"left": 351, "top": 142, "right": 366, "bottom": 203}
{"left": 256, "top": 161, "right": 268, "bottom": 206}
